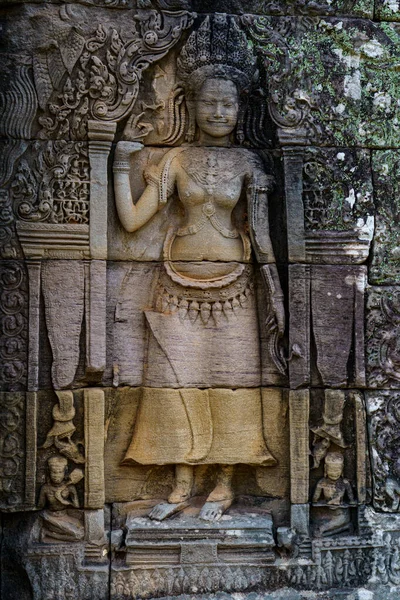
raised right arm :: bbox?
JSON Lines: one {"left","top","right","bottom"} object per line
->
{"left": 113, "top": 141, "right": 162, "bottom": 233}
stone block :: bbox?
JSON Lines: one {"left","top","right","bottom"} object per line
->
{"left": 366, "top": 286, "right": 400, "bottom": 388}
{"left": 371, "top": 150, "right": 400, "bottom": 284}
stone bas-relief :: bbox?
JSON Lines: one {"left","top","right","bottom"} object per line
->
{"left": 2, "top": 1, "right": 400, "bottom": 599}
{"left": 113, "top": 14, "right": 284, "bottom": 523}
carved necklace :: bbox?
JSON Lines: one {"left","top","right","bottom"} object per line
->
{"left": 177, "top": 152, "right": 242, "bottom": 239}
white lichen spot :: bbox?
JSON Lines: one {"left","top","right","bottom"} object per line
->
{"left": 384, "top": 0, "right": 400, "bottom": 13}
{"left": 336, "top": 294, "right": 342, "bottom": 299}
{"left": 345, "top": 188, "right": 356, "bottom": 208}
{"left": 333, "top": 47, "right": 360, "bottom": 69}
{"left": 334, "top": 103, "right": 346, "bottom": 115}
{"left": 327, "top": 292, "right": 332, "bottom": 296}
{"left": 358, "top": 123, "right": 367, "bottom": 137}
{"left": 379, "top": 162, "right": 389, "bottom": 176}
{"left": 357, "top": 589, "right": 374, "bottom": 600}
{"left": 360, "top": 39, "right": 384, "bottom": 58}
{"left": 336, "top": 152, "right": 346, "bottom": 161}
{"left": 344, "top": 71, "right": 361, "bottom": 100}
{"left": 373, "top": 91, "right": 392, "bottom": 112}
{"left": 357, "top": 215, "right": 375, "bottom": 241}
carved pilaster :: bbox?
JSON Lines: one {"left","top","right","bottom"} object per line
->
{"left": 84, "top": 388, "right": 105, "bottom": 509}
{"left": 289, "top": 389, "right": 310, "bottom": 533}
{"left": 282, "top": 148, "right": 305, "bottom": 263}
{"left": 88, "top": 120, "right": 117, "bottom": 260}
{"left": 26, "top": 260, "right": 41, "bottom": 392}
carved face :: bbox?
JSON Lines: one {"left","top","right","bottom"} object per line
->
{"left": 195, "top": 78, "right": 239, "bottom": 140}
{"left": 49, "top": 463, "right": 66, "bottom": 484}
{"left": 325, "top": 460, "right": 343, "bottom": 481}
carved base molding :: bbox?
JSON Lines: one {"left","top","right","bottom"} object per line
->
{"left": 0, "top": 507, "right": 399, "bottom": 599}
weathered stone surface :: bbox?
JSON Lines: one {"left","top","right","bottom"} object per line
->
{"left": 192, "top": 0, "right": 374, "bottom": 17}
{"left": 366, "top": 390, "right": 400, "bottom": 512}
{"left": 248, "top": 16, "right": 400, "bottom": 148}
{"left": 371, "top": 150, "right": 400, "bottom": 284}
{"left": 366, "top": 286, "right": 400, "bottom": 388}
{"left": 375, "top": 0, "right": 400, "bottom": 20}
{"left": 104, "top": 387, "right": 289, "bottom": 502}
{"left": 3, "top": 2, "right": 400, "bottom": 598}
{"left": 0, "top": 260, "right": 28, "bottom": 392}
{"left": 42, "top": 260, "right": 85, "bottom": 389}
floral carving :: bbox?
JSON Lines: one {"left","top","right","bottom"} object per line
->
{"left": 36, "top": 10, "right": 194, "bottom": 139}
{"left": 0, "top": 392, "right": 25, "bottom": 508}
{"left": 0, "top": 262, "right": 28, "bottom": 392}
{"left": 367, "top": 288, "right": 400, "bottom": 388}
{"left": 366, "top": 391, "right": 400, "bottom": 512}
{"left": 11, "top": 142, "right": 89, "bottom": 225}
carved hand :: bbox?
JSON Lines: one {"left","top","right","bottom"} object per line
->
{"left": 114, "top": 140, "right": 144, "bottom": 163}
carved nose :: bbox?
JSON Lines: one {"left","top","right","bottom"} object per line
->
{"left": 214, "top": 104, "right": 223, "bottom": 118}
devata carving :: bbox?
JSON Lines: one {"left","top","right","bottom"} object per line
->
{"left": 4, "top": 1, "right": 400, "bottom": 597}
{"left": 312, "top": 452, "right": 356, "bottom": 537}
{"left": 38, "top": 456, "right": 84, "bottom": 543}
{"left": 113, "top": 14, "right": 284, "bottom": 522}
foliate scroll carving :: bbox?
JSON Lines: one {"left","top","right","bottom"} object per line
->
{"left": 11, "top": 142, "right": 89, "bottom": 225}
{"left": 36, "top": 10, "right": 194, "bottom": 139}
{"left": 366, "top": 391, "right": 400, "bottom": 512}
{"left": 245, "top": 16, "right": 321, "bottom": 144}
{"left": 0, "top": 262, "right": 28, "bottom": 392}
{"left": 0, "top": 190, "right": 22, "bottom": 260}
{"left": 367, "top": 287, "right": 400, "bottom": 388}
{"left": 0, "top": 392, "right": 25, "bottom": 509}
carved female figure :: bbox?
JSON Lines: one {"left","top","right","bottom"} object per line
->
{"left": 113, "top": 15, "right": 285, "bottom": 521}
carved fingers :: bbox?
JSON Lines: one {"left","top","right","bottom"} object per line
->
{"left": 114, "top": 140, "right": 143, "bottom": 162}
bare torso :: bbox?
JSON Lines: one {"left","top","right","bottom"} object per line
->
{"left": 170, "top": 147, "right": 248, "bottom": 263}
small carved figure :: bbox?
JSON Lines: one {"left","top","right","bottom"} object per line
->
{"left": 276, "top": 526, "right": 298, "bottom": 557}
{"left": 312, "top": 452, "right": 355, "bottom": 537}
{"left": 114, "top": 15, "right": 284, "bottom": 522}
{"left": 384, "top": 459, "right": 400, "bottom": 511}
{"left": 311, "top": 390, "right": 348, "bottom": 469}
{"left": 42, "top": 391, "right": 85, "bottom": 464}
{"left": 38, "top": 455, "right": 84, "bottom": 543}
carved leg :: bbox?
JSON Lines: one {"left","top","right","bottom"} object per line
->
{"left": 199, "top": 465, "right": 234, "bottom": 521}
{"left": 168, "top": 464, "right": 194, "bottom": 504}
{"left": 148, "top": 464, "right": 193, "bottom": 521}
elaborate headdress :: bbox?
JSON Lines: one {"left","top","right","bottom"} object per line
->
{"left": 177, "top": 14, "right": 258, "bottom": 93}
{"left": 165, "top": 14, "right": 258, "bottom": 144}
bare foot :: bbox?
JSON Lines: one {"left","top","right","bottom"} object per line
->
{"left": 148, "top": 500, "right": 189, "bottom": 521}
{"left": 199, "top": 499, "right": 233, "bottom": 521}
{"left": 168, "top": 485, "right": 191, "bottom": 504}
{"left": 206, "top": 482, "right": 235, "bottom": 503}
{"left": 168, "top": 464, "right": 194, "bottom": 504}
